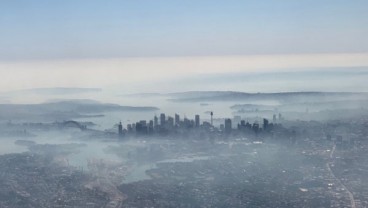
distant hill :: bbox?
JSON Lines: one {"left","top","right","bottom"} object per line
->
{"left": 43, "top": 99, "right": 159, "bottom": 113}
{"left": 0, "top": 99, "right": 159, "bottom": 121}
{"left": 124, "top": 93, "right": 163, "bottom": 97}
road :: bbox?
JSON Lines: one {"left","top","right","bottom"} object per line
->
{"left": 326, "top": 145, "right": 356, "bottom": 208}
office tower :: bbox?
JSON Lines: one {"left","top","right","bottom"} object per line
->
{"left": 233, "top": 116, "right": 241, "bottom": 128}
{"left": 118, "top": 121, "right": 123, "bottom": 138}
{"left": 225, "top": 119, "right": 232, "bottom": 133}
{"left": 154, "top": 115, "right": 158, "bottom": 128}
{"left": 238, "top": 120, "right": 246, "bottom": 130}
{"left": 127, "top": 124, "right": 132, "bottom": 132}
{"left": 263, "top": 118, "right": 269, "bottom": 131}
{"left": 175, "top": 114, "right": 180, "bottom": 126}
{"left": 241, "top": 120, "right": 246, "bottom": 126}
{"left": 160, "top": 113, "right": 166, "bottom": 126}
{"left": 195, "top": 115, "right": 200, "bottom": 127}
{"left": 273, "top": 114, "right": 277, "bottom": 123}
{"left": 252, "top": 122, "right": 259, "bottom": 133}
{"left": 184, "top": 117, "right": 191, "bottom": 128}
{"left": 167, "top": 116, "right": 174, "bottom": 128}
{"left": 136, "top": 120, "right": 148, "bottom": 134}
{"left": 149, "top": 120, "right": 154, "bottom": 133}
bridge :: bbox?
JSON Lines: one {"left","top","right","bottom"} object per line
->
{"left": 60, "top": 120, "right": 87, "bottom": 130}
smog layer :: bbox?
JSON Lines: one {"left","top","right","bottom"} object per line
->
{"left": 0, "top": 90, "right": 367, "bottom": 208}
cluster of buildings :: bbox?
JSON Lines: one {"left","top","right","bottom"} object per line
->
{"left": 117, "top": 112, "right": 283, "bottom": 138}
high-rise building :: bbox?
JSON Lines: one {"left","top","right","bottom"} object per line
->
{"left": 118, "top": 121, "right": 123, "bottom": 138}
{"left": 273, "top": 114, "right": 277, "bottom": 123}
{"left": 252, "top": 122, "right": 259, "bottom": 133}
{"left": 175, "top": 114, "right": 180, "bottom": 126}
{"left": 238, "top": 120, "right": 246, "bottom": 130}
{"left": 183, "top": 117, "right": 191, "bottom": 128}
{"left": 136, "top": 120, "right": 148, "bottom": 134}
{"left": 263, "top": 118, "right": 269, "bottom": 131}
{"left": 160, "top": 113, "right": 166, "bottom": 126}
{"left": 245, "top": 122, "right": 252, "bottom": 129}
{"left": 148, "top": 120, "right": 154, "bottom": 133}
{"left": 233, "top": 116, "right": 241, "bottom": 128}
{"left": 195, "top": 115, "right": 200, "bottom": 127}
{"left": 225, "top": 119, "right": 232, "bottom": 133}
{"left": 210, "top": 112, "right": 213, "bottom": 126}
{"left": 154, "top": 115, "right": 158, "bottom": 128}
{"left": 167, "top": 116, "right": 174, "bottom": 128}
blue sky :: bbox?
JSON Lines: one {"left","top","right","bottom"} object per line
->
{"left": 1, "top": 0, "right": 368, "bottom": 60}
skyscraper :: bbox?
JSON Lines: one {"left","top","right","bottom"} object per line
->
{"left": 225, "top": 119, "right": 232, "bottom": 133}
{"left": 167, "top": 116, "right": 174, "bottom": 128}
{"left": 210, "top": 111, "right": 213, "bottom": 126}
{"left": 160, "top": 113, "right": 166, "bottom": 126}
{"left": 118, "top": 121, "right": 123, "bottom": 138}
{"left": 233, "top": 116, "right": 241, "bottom": 128}
{"left": 154, "top": 115, "right": 158, "bottom": 128}
{"left": 263, "top": 118, "right": 269, "bottom": 131}
{"left": 252, "top": 122, "right": 259, "bottom": 133}
{"left": 149, "top": 120, "right": 154, "bottom": 133}
{"left": 175, "top": 114, "right": 180, "bottom": 126}
{"left": 195, "top": 115, "right": 200, "bottom": 127}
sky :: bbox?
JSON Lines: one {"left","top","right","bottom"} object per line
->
{"left": 1, "top": 0, "right": 368, "bottom": 60}
{"left": 0, "top": 0, "right": 368, "bottom": 94}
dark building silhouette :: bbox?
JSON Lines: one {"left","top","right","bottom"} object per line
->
{"left": 167, "top": 116, "right": 174, "bottom": 128}
{"left": 263, "top": 119, "right": 269, "bottom": 131}
{"left": 233, "top": 116, "right": 241, "bottom": 128}
{"left": 225, "top": 119, "right": 232, "bottom": 133}
{"left": 160, "top": 113, "right": 166, "bottom": 126}
{"left": 241, "top": 120, "right": 246, "bottom": 126}
{"left": 183, "top": 117, "right": 193, "bottom": 128}
{"left": 195, "top": 115, "right": 200, "bottom": 127}
{"left": 175, "top": 114, "right": 180, "bottom": 126}
{"left": 252, "top": 122, "right": 259, "bottom": 134}
{"left": 210, "top": 112, "right": 214, "bottom": 126}
{"left": 149, "top": 120, "right": 154, "bottom": 133}
{"left": 154, "top": 115, "right": 158, "bottom": 128}
{"left": 120, "top": 111, "right": 280, "bottom": 140}
{"left": 118, "top": 121, "right": 123, "bottom": 138}
{"left": 136, "top": 120, "right": 148, "bottom": 134}
{"left": 127, "top": 124, "right": 132, "bottom": 132}
{"left": 238, "top": 120, "right": 247, "bottom": 131}
{"left": 245, "top": 122, "right": 252, "bottom": 129}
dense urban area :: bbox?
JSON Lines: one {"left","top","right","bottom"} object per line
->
{"left": 1, "top": 103, "right": 368, "bottom": 208}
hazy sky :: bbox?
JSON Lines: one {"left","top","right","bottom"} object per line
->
{"left": 1, "top": 54, "right": 368, "bottom": 93}
{"left": 1, "top": 0, "right": 367, "bottom": 60}
{"left": 0, "top": 1, "right": 368, "bottom": 94}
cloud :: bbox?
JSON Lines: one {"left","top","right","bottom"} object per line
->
{"left": 0, "top": 53, "right": 367, "bottom": 92}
